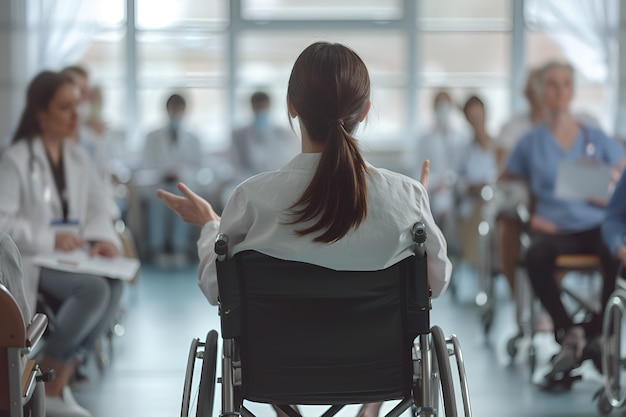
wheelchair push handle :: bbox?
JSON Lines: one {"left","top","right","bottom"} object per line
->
{"left": 412, "top": 222, "right": 427, "bottom": 257}
{"left": 215, "top": 233, "right": 229, "bottom": 261}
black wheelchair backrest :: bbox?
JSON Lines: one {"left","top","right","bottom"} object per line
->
{"left": 215, "top": 228, "right": 429, "bottom": 404}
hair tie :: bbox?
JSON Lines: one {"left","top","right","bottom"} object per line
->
{"left": 329, "top": 118, "right": 344, "bottom": 127}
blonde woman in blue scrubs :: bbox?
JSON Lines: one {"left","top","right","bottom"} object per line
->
{"left": 503, "top": 61, "right": 625, "bottom": 380}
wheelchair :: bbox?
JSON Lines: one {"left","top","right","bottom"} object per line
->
{"left": 598, "top": 264, "right": 626, "bottom": 415}
{"left": 504, "top": 203, "right": 604, "bottom": 388}
{"left": 0, "top": 283, "right": 48, "bottom": 417}
{"left": 181, "top": 223, "right": 471, "bottom": 417}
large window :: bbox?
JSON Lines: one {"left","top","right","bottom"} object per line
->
{"left": 71, "top": 0, "right": 611, "bottom": 160}
{"left": 418, "top": 0, "right": 512, "bottom": 137}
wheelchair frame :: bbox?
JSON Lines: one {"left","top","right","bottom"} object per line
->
{"left": 498, "top": 201, "right": 604, "bottom": 381}
{"left": 181, "top": 223, "right": 471, "bottom": 417}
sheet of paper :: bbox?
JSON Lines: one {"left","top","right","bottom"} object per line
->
{"left": 554, "top": 160, "right": 613, "bottom": 201}
{"left": 31, "top": 250, "right": 141, "bottom": 282}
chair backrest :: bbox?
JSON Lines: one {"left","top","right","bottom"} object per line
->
{"left": 217, "top": 250, "right": 429, "bottom": 405}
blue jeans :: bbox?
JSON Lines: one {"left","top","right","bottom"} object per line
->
{"left": 38, "top": 269, "right": 122, "bottom": 362}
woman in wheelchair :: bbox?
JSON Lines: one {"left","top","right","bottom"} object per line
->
{"left": 158, "top": 41, "right": 452, "bottom": 417}
{"left": 502, "top": 61, "right": 626, "bottom": 381}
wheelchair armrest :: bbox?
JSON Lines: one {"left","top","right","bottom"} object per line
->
{"left": 25, "top": 314, "right": 48, "bottom": 349}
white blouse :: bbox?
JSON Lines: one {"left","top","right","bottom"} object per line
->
{"left": 197, "top": 153, "right": 452, "bottom": 305}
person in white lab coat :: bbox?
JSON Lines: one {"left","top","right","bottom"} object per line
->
{"left": 456, "top": 96, "right": 497, "bottom": 269}
{"left": 62, "top": 66, "right": 120, "bottom": 220}
{"left": 0, "top": 71, "right": 122, "bottom": 417}
{"left": 140, "top": 93, "right": 202, "bottom": 266}
{"left": 414, "top": 91, "right": 469, "bottom": 232}
{"left": 230, "top": 91, "right": 299, "bottom": 180}
{"left": 158, "top": 42, "right": 451, "bottom": 417}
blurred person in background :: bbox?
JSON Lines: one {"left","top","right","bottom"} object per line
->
{"left": 230, "top": 91, "right": 299, "bottom": 180}
{"left": 456, "top": 95, "right": 497, "bottom": 271}
{"left": 140, "top": 93, "right": 202, "bottom": 267}
{"left": 61, "top": 66, "right": 120, "bottom": 220}
{"left": 414, "top": 91, "right": 469, "bottom": 235}
{"left": 502, "top": 61, "right": 625, "bottom": 380}
{"left": 494, "top": 69, "right": 543, "bottom": 298}
{"left": 0, "top": 70, "right": 122, "bottom": 417}
{"left": 495, "top": 66, "right": 604, "bottom": 325}
{"left": 603, "top": 169, "right": 626, "bottom": 267}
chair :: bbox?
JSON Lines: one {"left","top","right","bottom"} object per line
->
{"left": 0, "top": 284, "right": 48, "bottom": 417}
{"left": 181, "top": 223, "right": 471, "bottom": 417}
{"left": 506, "top": 202, "right": 604, "bottom": 380}
{"left": 554, "top": 254, "right": 602, "bottom": 321}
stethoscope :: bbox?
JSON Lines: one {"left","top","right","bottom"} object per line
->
{"left": 27, "top": 139, "right": 52, "bottom": 204}
{"left": 580, "top": 124, "right": 597, "bottom": 160}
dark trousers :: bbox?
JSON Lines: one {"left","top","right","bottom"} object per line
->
{"left": 525, "top": 227, "right": 618, "bottom": 340}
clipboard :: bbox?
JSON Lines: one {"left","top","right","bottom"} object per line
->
{"left": 554, "top": 160, "right": 612, "bottom": 201}
{"left": 32, "top": 250, "right": 140, "bottom": 282}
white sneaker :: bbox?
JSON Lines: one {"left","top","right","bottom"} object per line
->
{"left": 45, "top": 387, "right": 92, "bottom": 417}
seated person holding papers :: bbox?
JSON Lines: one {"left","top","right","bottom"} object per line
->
{"left": 502, "top": 61, "right": 625, "bottom": 380}
{"left": 0, "top": 71, "right": 123, "bottom": 417}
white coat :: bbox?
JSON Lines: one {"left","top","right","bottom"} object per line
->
{"left": 230, "top": 124, "right": 300, "bottom": 179}
{"left": 0, "top": 138, "right": 121, "bottom": 316}
{"left": 140, "top": 125, "right": 203, "bottom": 185}
{"left": 197, "top": 153, "right": 452, "bottom": 305}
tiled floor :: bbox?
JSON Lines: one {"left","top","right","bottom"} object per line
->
{"left": 72, "top": 263, "right": 608, "bottom": 417}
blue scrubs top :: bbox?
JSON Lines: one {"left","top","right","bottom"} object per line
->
{"left": 506, "top": 123, "right": 625, "bottom": 233}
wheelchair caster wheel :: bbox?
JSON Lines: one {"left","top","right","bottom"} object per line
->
{"left": 540, "top": 371, "right": 582, "bottom": 393}
{"left": 507, "top": 333, "right": 522, "bottom": 358}
{"left": 481, "top": 308, "right": 494, "bottom": 335}
{"left": 528, "top": 345, "right": 536, "bottom": 376}
{"left": 596, "top": 391, "right": 613, "bottom": 416}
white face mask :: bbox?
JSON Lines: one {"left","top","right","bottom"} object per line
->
{"left": 434, "top": 102, "right": 452, "bottom": 127}
{"left": 169, "top": 115, "right": 183, "bottom": 131}
{"left": 77, "top": 102, "right": 91, "bottom": 122}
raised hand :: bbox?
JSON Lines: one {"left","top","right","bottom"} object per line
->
{"left": 420, "top": 159, "right": 430, "bottom": 188}
{"left": 157, "top": 182, "right": 221, "bottom": 226}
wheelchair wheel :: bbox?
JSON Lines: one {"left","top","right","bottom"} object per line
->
{"left": 431, "top": 326, "right": 458, "bottom": 417}
{"left": 182, "top": 338, "right": 201, "bottom": 417}
{"left": 602, "top": 290, "right": 626, "bottom": 409}
{"left": 197, "top": 330, "right": 218, "bottom": 417}
{"left": 596, "top": 391, "right": 613, "bottom": 416}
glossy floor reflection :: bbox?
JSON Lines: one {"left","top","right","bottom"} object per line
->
{"left": 72, "top": 263, "right": 605, "bottom": 417}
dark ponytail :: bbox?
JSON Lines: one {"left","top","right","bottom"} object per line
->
{"left": 287, "top": 42, "right": 371, "bottom": 243}
{"left": 12, "top": 71, "right": 74, "bottom": 143}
